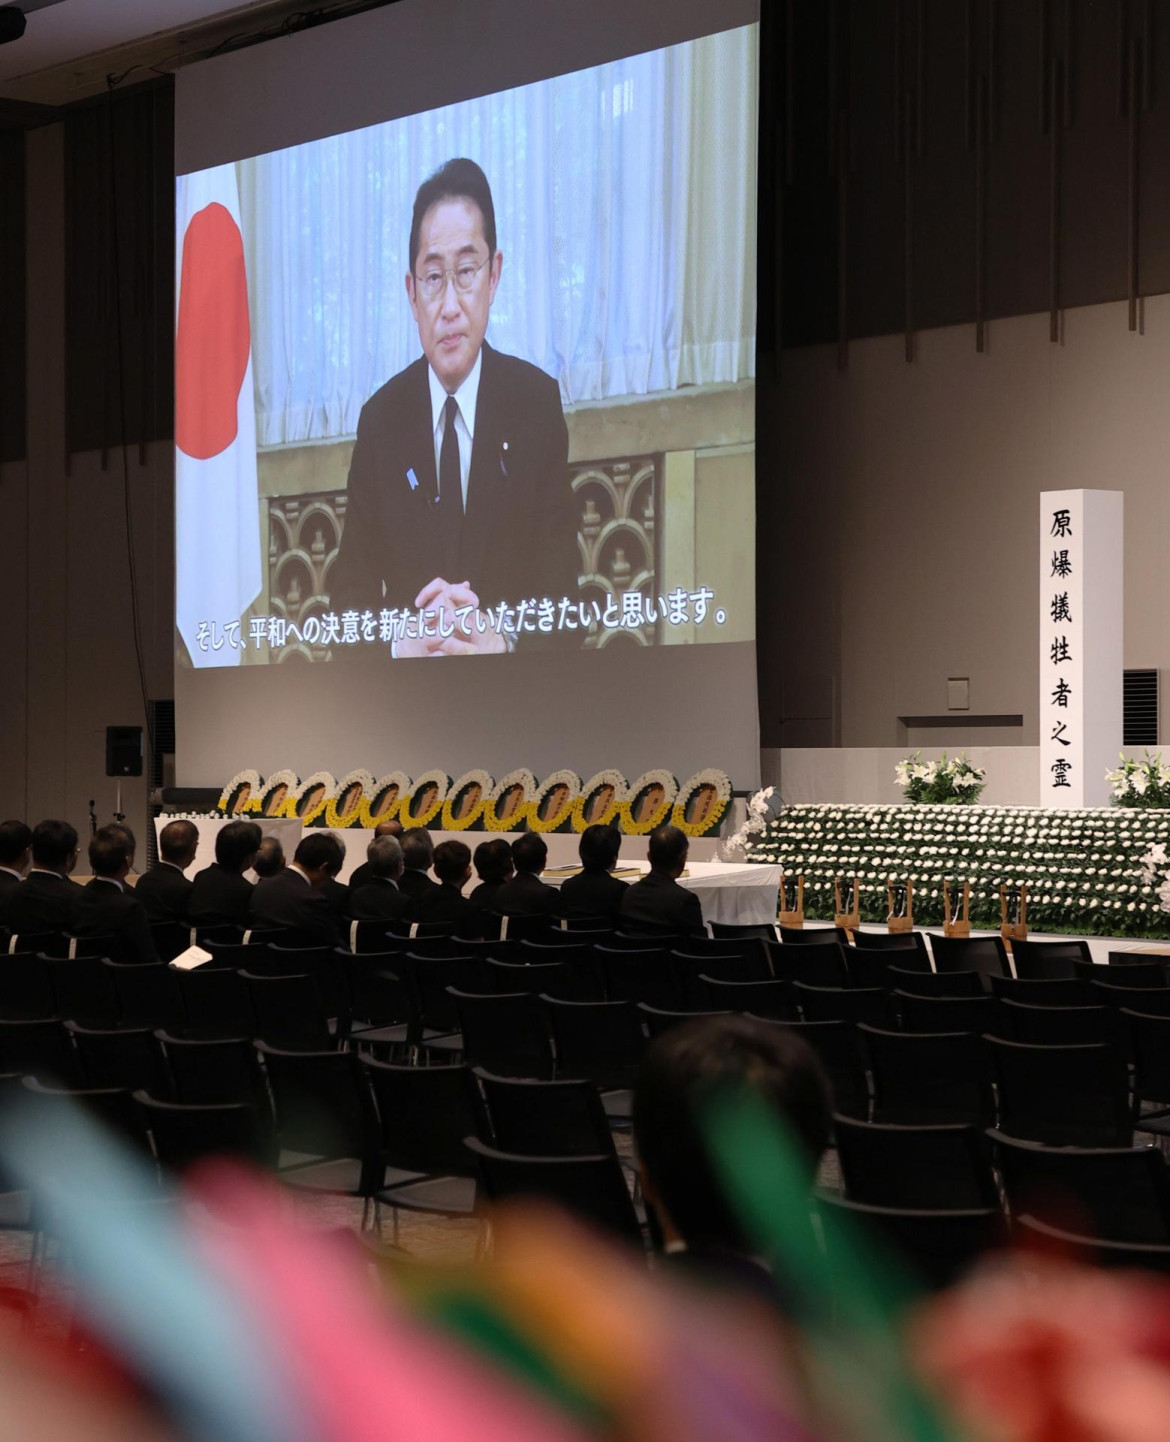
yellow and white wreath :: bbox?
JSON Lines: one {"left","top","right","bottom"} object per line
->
{"left": 620, "top": 770, "right": 679, "bottom": 835}
{"left": 217, "top": 769, "right": 263, "bottom": 816}
{"left": 672, "top": 769, "right": 731, "bottom": 837}
{"left": 358, "top": 772, "right": 412, "bottom": 828}
{"left": 285, "top": 771, "right": 337, "bottom": 827}
{"left": 326, "top": 769, "right": 376, "bottom": 829}
{"left": 441, "top": 770, "right": 494, "bottom": 830}
{"left": 528, "top": 770, "right": 582, "bottom": 833}
{"left": 400, "top": 770, "right": 450, "bottom": 829}
{"left": 483, "top": 769, "right": 538, "bottom": 832}
{"left": 570, "top": 770, "right": 629, "bottom": 832}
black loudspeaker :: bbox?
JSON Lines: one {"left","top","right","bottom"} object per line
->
{"left": 0, "top": 9, "right": 27, "bottom": 45}
{"left": 106, "top": 725, "right": 143, "bottom": 777}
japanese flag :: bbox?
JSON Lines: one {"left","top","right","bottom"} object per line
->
{"left": 174, "top": 164, "right": 261, "bottom": 667}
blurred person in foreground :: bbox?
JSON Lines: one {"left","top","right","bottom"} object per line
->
{"left": 634, "top": 1014, "right": 830, "bottom": 1308}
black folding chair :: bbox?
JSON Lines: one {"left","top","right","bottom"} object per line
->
{"left": 0, "top": 1019, "right": 78, "bottom": 1084}
{"left": 149, "top": 921, "right": 193, "bottom": 964}
{"left": 43, "top": 955, "right": 119, "bottom": 1026}
{"left": 1011, "top": 938, "right": 1091, "bottom": 980}
{"left": 996, "top": 999, "right": 1113, "bottom": 1046}
{"left": 794, "top": 983, "right": 891, "bottom": 1029}
{"left": 779, "top": 925, "right": 850, "bottom": 947}
{"left": 1017, "top": 1213, "right": 1170, "bottom": 1274}
{"left": 991, "top": 1130, "right": 1170, "bottom": 1243}
{"left": 700, "top": 975, "right": 795, "bottom": 1020}
{"left": 816, "top": 1191, "right": 1006, "bottom": 1290}
{"left": 636, "top": 1004, "right": 729, "bottom": 1038}
{"left": 859, "top": 1025, "right": 993, "bottom": 1126}
{"left": 472, "top": 1068, "right": 616, "bottom": 1158}
{"left": 103, "top": 961, "right": 185, "bottom": 1030}
{"left": 65, "top": 1023, "right": 170, "bottom": 1096}
{"left": 989, "top": 974, "right": 1092, "bottom": 1007}
{"left": 767, "top": 940, "right": 850, "bottom": 988}
{"left": 1123, "top": 1009, "right": 1170, "bottom": 1126}
{"left": 595, "top": 947, "right": 684, "bottom": 1010}
{"left": 986, "top": 1036, "right": 1132, "bottom": 1147}
{"left": 483, "top": 958, "right": 586, "bottom": 1002}
{"left": 895, "top": 993, "right": 1001, "bottom": 1036}
{"left": 543, "top": 996, "right": 646, "bottom": 1124}
{"left": 929, "top": 934, "right": 1008, "bottom": 983}
{"left": 172, "top": 964, "right": 256, "bottom": 1038}
{"left": 1089, "top": 981, "right": 1170, "bottom": 1017}
{"left": 756, "top": 1017, "right": 868, "bottom": 1120}
{"left": 709, "top": 921, "right": 778, "bottom": 942}
{"left": 851, "top": 930, "right": 930, "bottom": 968}
{"left": 1077, "top": 959, "right": 1166, "bottom": 989}
{"left": 834, "top": 1114, "right": 998, "bottom": 1210}
{"left": 0, "top": 953, "right": 55, "bottom": 1019}
{"left": 448, "top": 989, "right": 554, "bottom": 1079}
{"left": 135, "top": 1092, "right": 274, "bottom": 1173}
{"left": 887, "top": 967, "right": 982, "bottom": 999}
{"left": 240, "top": 971, "right": 333, "bottom": 1051}
{"left": 156, "top": 1031, "right": 269, "bottom": 1109}
{"left": 499, "top": 914, "right": 558, "bottom": 943}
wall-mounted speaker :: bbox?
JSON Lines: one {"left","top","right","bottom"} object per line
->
{"left": 105, "top": 725, "right": 143, "bottom": 777}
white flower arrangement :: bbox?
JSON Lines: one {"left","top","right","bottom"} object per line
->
{"left": 722, "top": 785, "right": 778, "bottom": 859}
{"left": 572, "top": 771, "right": 629, "bottom": 832}
{"left": 400, "top": 770, "right": 451, "bottom": 829}
{"left": 257, "top": 769, "right": 299, "bottom": 819}
{"left": 285, "top": 772, "right": 337, "bottom": 826}
{"left": 620, "top": 770, "right": 679, "bottom": 835}
{"left": 361, "top": 772, "right": 413, "bottom": 828}
{"left": 216, "top": 769, "right": 263, "bottom": 816}
{"left": 1106, "top": 751, "right": 1170, "bottom": 808}
{"left": 895, "top": 751, "right": 986, "bottom": 804}
{"left": 744, "top": 802, "right": 1170, "bottom": 938}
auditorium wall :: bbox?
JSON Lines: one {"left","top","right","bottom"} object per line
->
{"left": 0, "top": 122, "right": 173, "bottom": 846}
{"left": 772, "top": 294, "right": 1170, "bottom": 761}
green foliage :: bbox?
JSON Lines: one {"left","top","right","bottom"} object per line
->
{"left": 893, "top": 751, "right": 986, "bottom": 805}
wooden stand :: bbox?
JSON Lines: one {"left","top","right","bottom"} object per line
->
{"left": 778, "top": 872, "right": 804, "bottom": 929}
{"left": 833, "top": 875, "right": 861, "bottom": 937}
{"left": 886, "top": 879, "right": 914, "bottom": 934}
{"left": 943, "top": 880, "right": 971, "bottom": 939}
{"left": 1000, "top": 883, "right": 1027, "bottom": 946}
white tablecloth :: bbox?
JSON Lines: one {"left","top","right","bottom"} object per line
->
{"left": 568, "top": 860, "right": 781, "bottom": 927}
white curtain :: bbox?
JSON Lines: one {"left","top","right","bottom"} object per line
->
{"left": 237, "top": 24, "right": 757, "bottom": 448}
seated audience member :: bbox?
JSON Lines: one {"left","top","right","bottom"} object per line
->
{"left": 619, "top": 824, "right": 705, "bottom": 937}
{"left": 186, "top": 820, "right": 261, "bottom": 929}
{"left": 253, "top": 836, "right": 286, "bottom": 879}
{"left": 633, "top": 1014, "right": 830, "bottom": 1303}
{"left": 558, "top": 824, "right": 627, "bottom": 925}
{"left": 2, "top": 819, "right": 82, "bottom": 936}
{"left": 133, "top": 819, "right": 198, "bottom": 922}
{"left": 248, "top": 832, "right": 344, "bottom": 946}
{"left": 415, "top": 840, "right": 484, "bottom": 939}
{"left": 397, "top": 828, "right": 439, "bottom": 905}
{"left": 494, "top": 833, "right": 559, "bottom": 918}
{"left": 74, "top": 825, "right": 157, "bottom": 963}
{"left": 468, "top": 838, "right": 514, "bottom": 912}
{"left": 348, "top": 819, "right": 405, "bottom": 892}
{"left": 0, "top": 820, "right": 32, "bottom": 904}
{"left": 350, "top": 836, "right": 413, "bottom": 926}
{"left": 320, "top": 868, "right": 351, "bottom": 926}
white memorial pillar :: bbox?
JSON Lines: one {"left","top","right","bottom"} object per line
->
{"left": 1038, "top": 489, "right": 1124, "bottom": 808}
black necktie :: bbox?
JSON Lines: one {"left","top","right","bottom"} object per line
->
{"left": 440, "top": 394, "right": 463, "bottom": 580}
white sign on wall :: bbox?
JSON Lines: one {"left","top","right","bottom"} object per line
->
{"left": 1038, "top": 489, "right": 1124, "bottom": 808}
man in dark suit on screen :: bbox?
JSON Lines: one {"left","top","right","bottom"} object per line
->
{"left": 329, "top": 158, "right": 579, "bottom": 655}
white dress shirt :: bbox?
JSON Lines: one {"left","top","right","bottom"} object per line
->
{"left": 427, "top": 349, "right": 481, "bottom": 514}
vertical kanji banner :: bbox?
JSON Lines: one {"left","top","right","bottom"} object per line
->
{"left": 1038, "top": 489, "right": 1124, "bottom": 807}
{"left": 174, "top": 163, "right": 262, "bottom": 668}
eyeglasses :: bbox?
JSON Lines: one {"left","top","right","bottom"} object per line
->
{"left": 413, "top": 255, "right": 490, "bottom": 302}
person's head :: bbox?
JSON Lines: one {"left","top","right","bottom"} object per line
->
{"left": 648, "top": 824, "right": 688, "bottom": 878}
{"left": 0, "top": 820, "right": 32, "bottom": 874}
{"left": 579, "top": 823, "right": 622, "bottom": 873}
{"left": 88, "top": 824, "right": 134, "bottom": 881}
{"left": 366, "top": 834, "right": 404, "bottom": 882}
{"left": 401, "top": 827, "right": 435, "bottom": 873}
{"left": 433, "top": 839, "right": 472, "bottom": 889}
{"left": 473, "top": 837, "right": 513, "bottom": 886}
{"left": 511, "top": 832, "right": 547, "bottom": 877}
{"left": 253, "top": 836, "right": 286, "bottom": 879}
{"left": 633, "top": 1015, "right": 831, "bottom": 1255}
{"left": 31, "top": 819, "right": 79, "bottom": 875}
{"left": 292, "top": 832, "right": 345, "bottom": 887}
{"left": 159, "top": 819, "right": 199, "bottom": 869}
{"left": 406, "top": 158, "right": 502, "bottom": 395}
{"left": 215, "top": 820, "right": 262, "bottom": 875}
{"left": 374, "top": 819, "right": 404, "bottom": 841}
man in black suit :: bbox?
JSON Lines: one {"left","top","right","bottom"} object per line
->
{"left": 187, "top": 820, "right": 261, "bottom": 929}
{"left": 2, "top": 819, "right": 83, "bottom": 937}
{"left": 134, "top": 819, "right": 198, "bottom": 924}
{"left": 74, "top": 825, "right": 157, "bottom": 963}
{"left": 494, "top": 833, "right": 559, "bottom": 918}
{"left": 415, "top": 840, "right": 483, "bottom": 940}
{"left": 0, "top": 821, "right": 32, "bottom": 905}
{"left": 619, "top": 825, "right": 705, "bottom": 937}
{"left": 350, "top": 836, "right": 414, "bottom": 926}
{"left": 397, "top": 828, "right": 439, "bottom": 907}
{"left": 468, "top": 838, "right": 513, "bottom": 914}
{"left": 633, "top": 1015, "right": 830, "bottom": 1313}
{"left": 348, "top": 819, "right": 404, "bottom": 893}
{"left": 253, "top": 836, "right": 286, "bottom": 879}
{"left": 329, "top": 158, "right": 578, "bottom": 655}
{"left": 248, "top": 832, "right": 343, "bottom": 947}
{"left": 559, "top": 824, "right": 628, "bottom": 927}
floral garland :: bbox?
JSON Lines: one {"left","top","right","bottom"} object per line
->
{"left": 400, "top": 770, "right": 450, "bottom": 829}
{"left": 216, "top": 769, "right": 263, "bottom": 817}
{"left": 284, "top": 771, "right": 337, "bottom": 828}
{"left": 528, "top": 771, "right": 583, "bottom": 833}
{"left": 258, "top": 769, "right": 299, "bottom": 819}
{"left": 672, "top": 769, "right": 731, "bottom": 837}
{"left": 325, "top": 769, "right": 376, "bottom": 829}
{"left": 358, "top": 772, "right": 412, "bottom": 829}
{"left": 441, "top": 770, "right": 495, "bottom": 831}
{"left": 570, "top": 771, "right": 629, "bottom": 832}
{"left": 620, "top": 770, "right": 679, "bottom": 836}
{"left": 483, "top": 770, "right": 538, "bottom": 832}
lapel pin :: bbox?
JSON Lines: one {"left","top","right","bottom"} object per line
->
{"left": 406, "top": 467, "right": 419, "bottom": 491}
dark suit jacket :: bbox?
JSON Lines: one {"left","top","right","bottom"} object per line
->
{"left": 329, "top": 344, "right": 578, "bottom": 625}
{"left": 619, "top": 869, "right": 705, "bottom": 937}
{"left": 558, "top": 868, "right": 629, "bottom": 926}
{"left": 347, "top": 861, "right": 375, "bottom": 893}
{"left": 74, "top": 879, "right": 158, "bottom": 963}
{"left": 494, "top": 872, "right": 560, "bottom": 918}
{"left": 322, "top": 876, "right": 350, "bottom": 924}
{"left": 187, "top": 864, "right": 254, "bottom": 929}
{"left": 415, "top": 883, "right": 484, "bottom": 940}
{"left": 0, "top": 869, "right": 22, "bottom": 904}
{"left": 1, "top": 871, "right": 83, "bottom": 937}
{"left": 350, "top": 877, "right": 415, "bottom": 925}
{"left": 133, "top": 863, "right": 192, "bottom": 924}
{"left": 399, "top": 869, "right": 440, "bottom": 906}
{"left": 248, "top": 869, "right": 339, "bottom": 947}
{"left": 468, "top": 879, "right": 508, "bottom": 913}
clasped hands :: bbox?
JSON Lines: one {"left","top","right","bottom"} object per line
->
{"left": 395, "top": 577, "right": 508, "bottom": 657}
